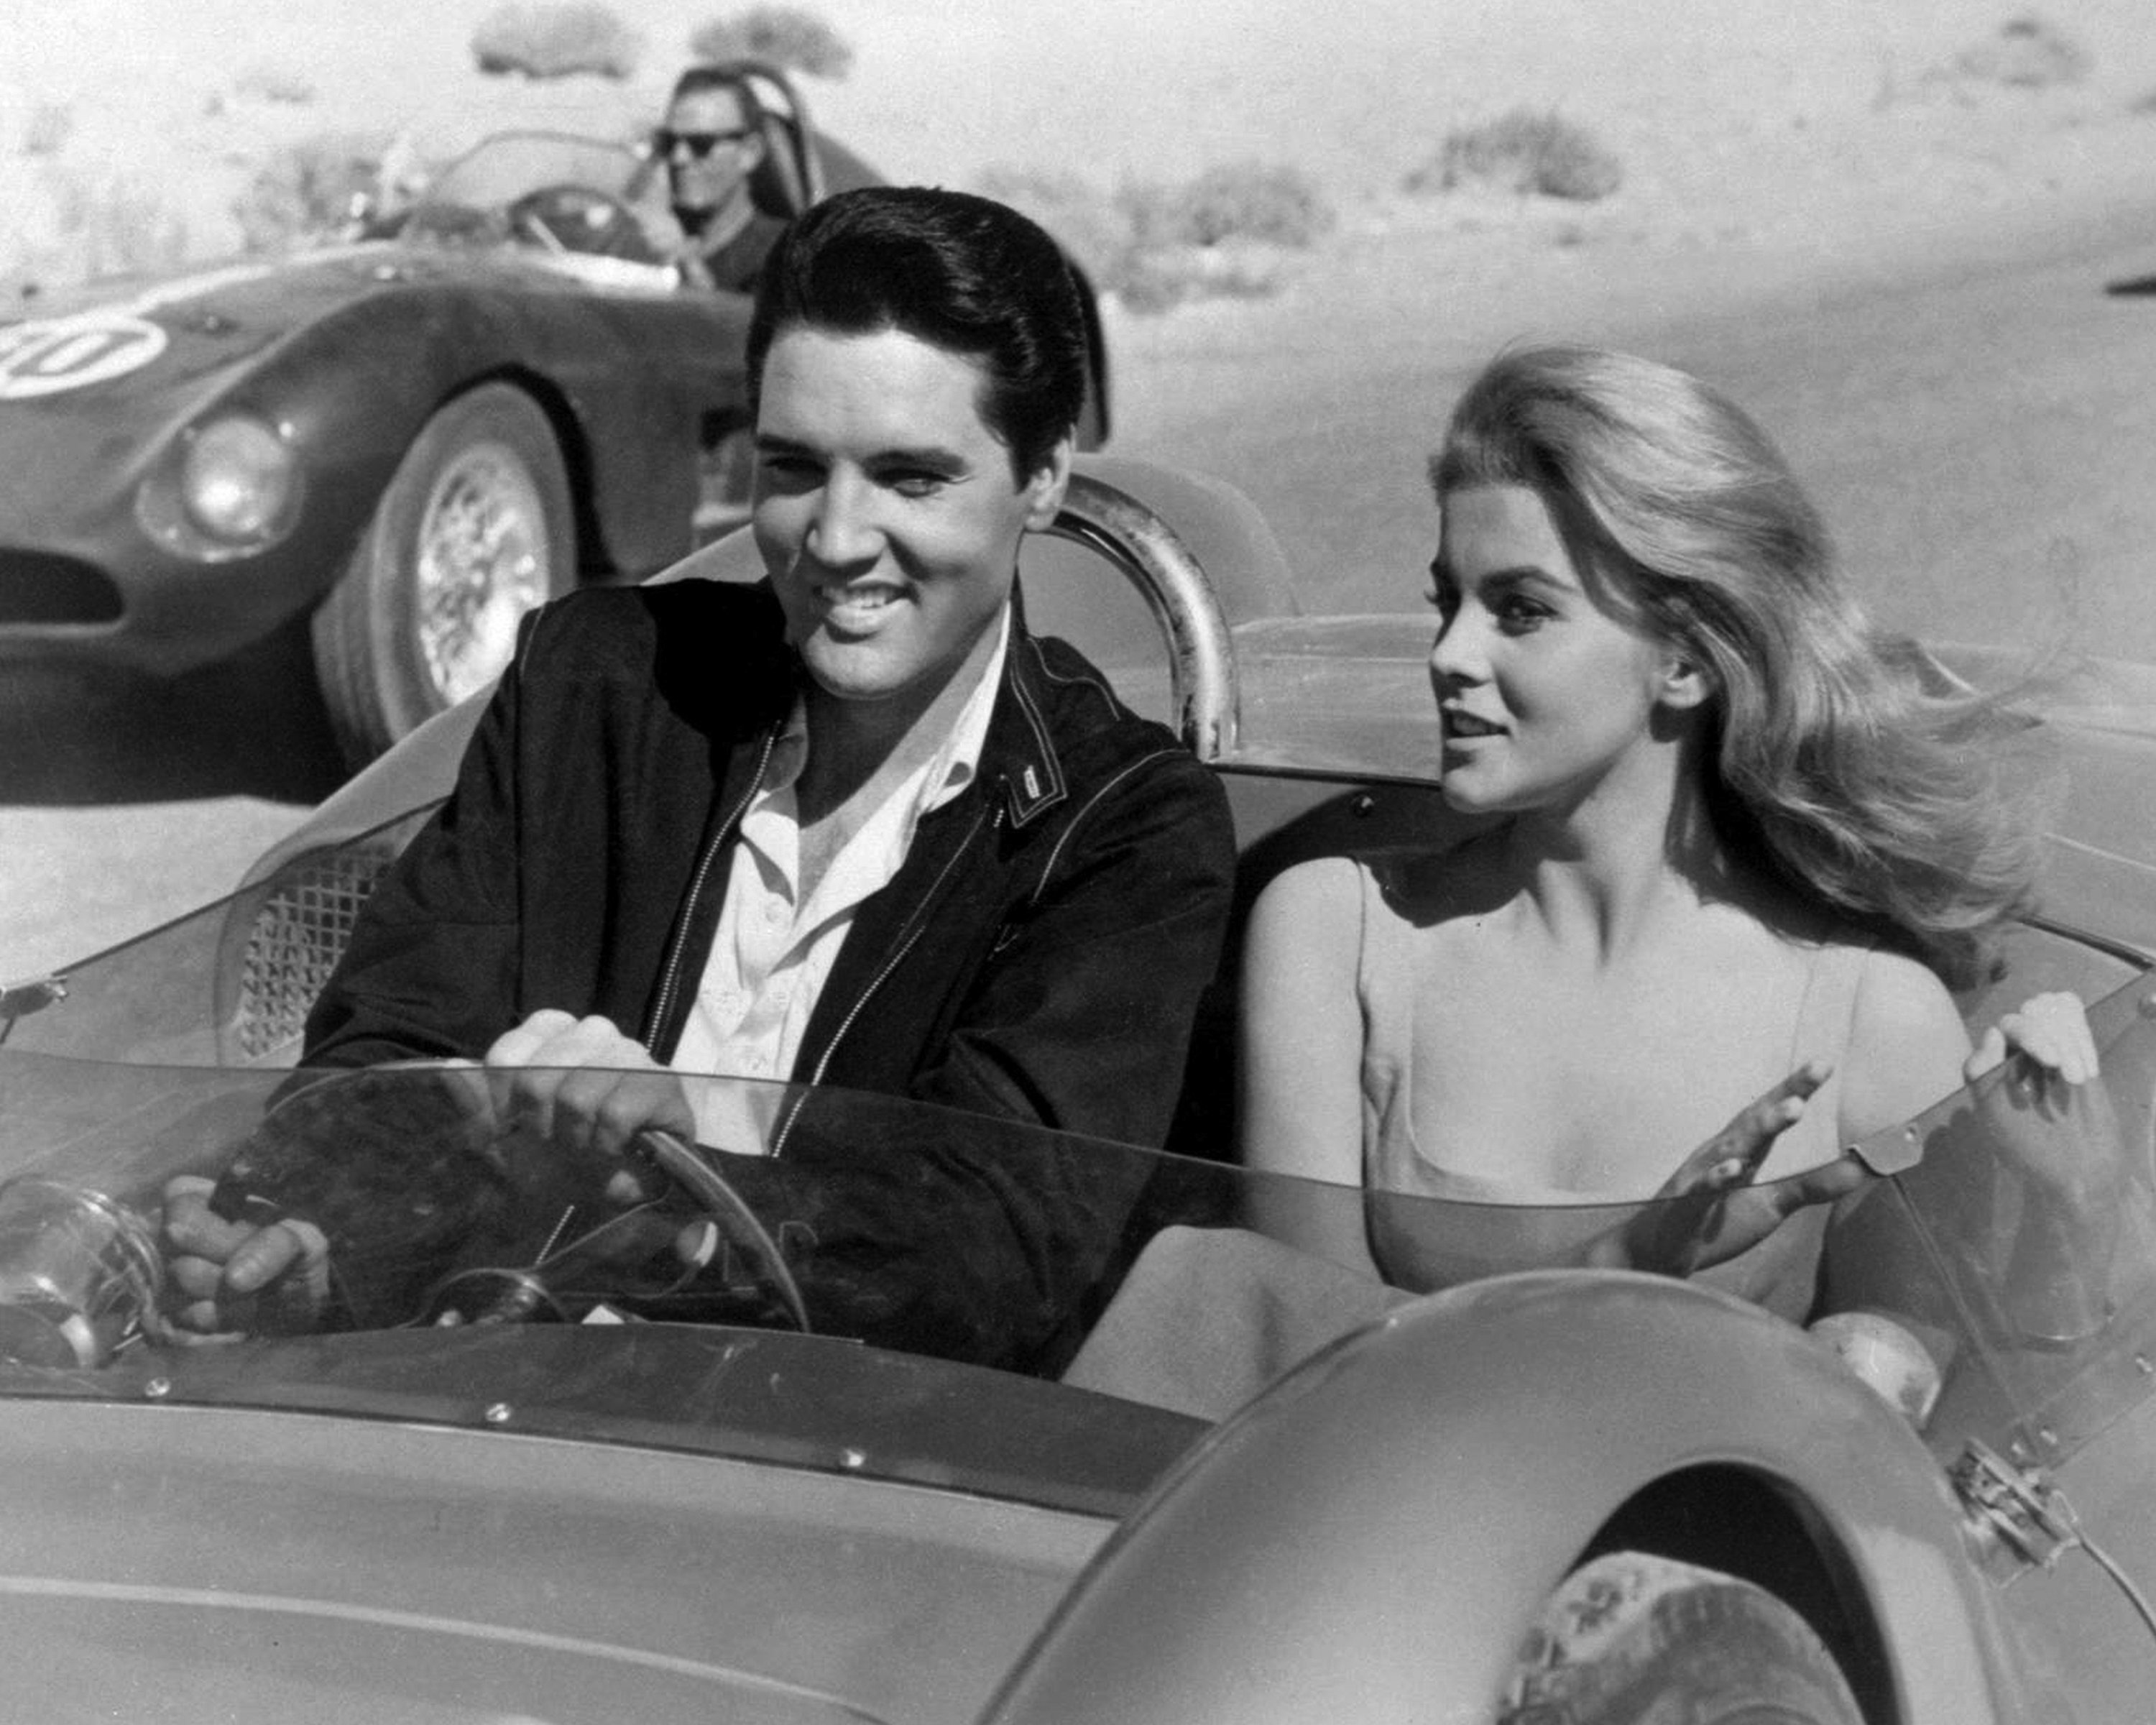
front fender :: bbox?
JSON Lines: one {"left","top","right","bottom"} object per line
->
{"left": 252, "top": 268, "right": 747, "bottom": 588}
{"left": 985, "top": 1269, "right": 2012, "bottom": 1725}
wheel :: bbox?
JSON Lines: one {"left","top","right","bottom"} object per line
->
{"left": 1498, "top": 1552, "right": 1864, "bottom": 1725}
{"left": 311, "top": 383, "right": 572, "bottom": 764}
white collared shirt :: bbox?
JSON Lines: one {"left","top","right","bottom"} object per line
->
{"left": 669, "top": 607, "right": 1011, "bottom": 1149}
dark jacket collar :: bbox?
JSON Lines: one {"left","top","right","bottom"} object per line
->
{"left": 982, "top": 589, "right": 1070, "bottom": 829}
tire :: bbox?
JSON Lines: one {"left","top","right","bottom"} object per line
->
{"left": 1498, "top": 1552, "right": 1864, "bottom": 1725}
{"left": 311, "top": 382, "right": 572, "bottom": 765}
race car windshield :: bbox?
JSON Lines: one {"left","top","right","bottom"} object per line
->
{"left": 401, "top": 129, "right": 668, "bottom": 249}
{"left": 0, "top": 1047, "right": 1886, "bottom": 1492}
{"left": 4, "top": 872, "right": 2155, "bottom": 1498}
{"left": 415, "top": 132, "right": 646, "bottom": 217}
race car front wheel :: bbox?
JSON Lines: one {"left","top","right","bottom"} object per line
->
{"left": 312, "top": 383, "right": 572, "bottom": 765}
{"left": 1498, "top": 1552, "right": 1864, "bottom": 1725}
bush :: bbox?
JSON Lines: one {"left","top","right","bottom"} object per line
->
{"left": 234, "top": 63, "right": 318, "bottom": 105}
{"left": 233, "top": 132, "right": 389, "bottom": 252}
{"left": 471, "top": 3, "right": 642, "bottom": 80}
{"left": 1950, "top": 12, "right": 2091, "bottom": 89}
{"left": 1114, "top": 246, "right": 1285, "bottom": 313}
{"left": 687, "top": 6, "right": 853, "bottom": 80}
{"left": 51, "top": 173, "right": 190, "bottom": 280}
{"left": 977, "top": 160, "right": 1330, "bottom": 313}
{"left": 1123, "top": 160, "right": 1335, "bottom": 251}
{"left": 22, "top": 100, "right": 72, "bottom": 157}
{"left": 1406, "top": 109, "right": 1622, "bottom": 203}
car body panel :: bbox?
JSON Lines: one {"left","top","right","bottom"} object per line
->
{"left": 1, "top": 1317, "right": 1204, "bottom": 1517}
{"left": 0, "top": 1394, "right": 1110, "bottom": 1725}
{"left": 1995, "top": 1392, "right": 2156, "bottom": 1725}
{"left": 985, "top": 1269, "right": 2017, "bottom": 1725}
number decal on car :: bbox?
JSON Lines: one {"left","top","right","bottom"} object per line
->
{"left": 0, "top": 316, "right": 169, "bottom": 400}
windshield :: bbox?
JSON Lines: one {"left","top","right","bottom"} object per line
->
{"left": 6, "top": 871, "right": 2155, "bottom": 1502}
{"left": 395, "top": 131, "right": 675, "bottom": 260}
{"left": 415, "top": 132, "right": 645, "bottom": 216}
{"left": 1826, "top": 971, "right": 2156, "bottom": 1469}
{"left": 0, "top": 1030, "right": 1930, "bottom": 1514}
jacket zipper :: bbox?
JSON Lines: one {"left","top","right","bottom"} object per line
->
{"left": 646, "top": 727, "right": 778, "bottom": 1049}
{"left": 772, "top": 802, "right": 1001, "bottom": 1156}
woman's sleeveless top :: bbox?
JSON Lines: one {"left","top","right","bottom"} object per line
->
{"left": 1354, "top": 852, "right": 1869, "bottom": 1320}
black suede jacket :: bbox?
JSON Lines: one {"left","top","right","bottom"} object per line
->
{"left": 295, "top": 581, "right": 1237, "bottom": 1368}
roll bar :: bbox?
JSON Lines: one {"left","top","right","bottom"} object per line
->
{"left": 1048, "top": 472, "right": 1240, "bottom": 761}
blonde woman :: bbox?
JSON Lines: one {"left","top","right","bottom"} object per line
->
{"left": 1241, "top": 345, "right": 2096, "bottom": 1316}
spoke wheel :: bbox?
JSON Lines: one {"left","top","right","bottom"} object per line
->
{"left": 312, "top": 383, "right": 571, "bottom": 764}
{"left": 412, "top": 441, "right": 550, "bottom": 704}
{"left": 1498, "top": 1552, "right": 1864, "bottom": 1725}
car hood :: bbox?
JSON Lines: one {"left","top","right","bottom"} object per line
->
{"left": 0, "top": 1389, "right": 1111, "bottom": 1725}
{"left": 0, "top": 1579, "right": 880, "bottom": 1724}
{"left": 3, "top": 249, "right": 399, "bottom": 402}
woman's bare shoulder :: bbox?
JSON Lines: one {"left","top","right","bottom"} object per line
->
{"left": 1254, "top": 830, "right": 1503, "bottom": 940}
{"left": 1851, "top": 944, "right": 1963, "bottom": 1033}
{"left": 1252, "top": 853, "right": 1363, "bottom": 921}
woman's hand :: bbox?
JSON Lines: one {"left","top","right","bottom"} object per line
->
{"left": 1963, "top": 990, "right": 2110, "bottom": 1200}
{"left": 1595, "top": 1062, "right": 1870, "bottom": 1276}
{"left": 1966, "top": 989, "right": 2099, "bottom": 1092}
{"left": 1961, "top": 990, "right": 2127, "bottom": 1343}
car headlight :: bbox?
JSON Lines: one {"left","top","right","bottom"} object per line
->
{"left": 180, "top": 415, "right": 298, "bottom": 543}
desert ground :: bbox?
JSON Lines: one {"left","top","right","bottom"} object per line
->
{"left": 4, "top": 0, "right": 2156, "bottom": 972}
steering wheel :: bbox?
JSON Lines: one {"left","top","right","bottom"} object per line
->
{"left": 425, "top": 1128, "right": 811, "bottom": 1333}
{"left": 636, "top": 1129, "right": 807, "bottom": 1325}
{"left": 192, "top": 1067, "right": 811, "bottom": 1335}
{"left": 502, "top": 184, "right": 659, "bottom": 264}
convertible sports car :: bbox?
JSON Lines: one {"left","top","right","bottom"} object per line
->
{"left": 4, "top": 457, "right": 2156, "bottom": 1721}
{"left": 0, "top": 64, "right": 1108, "bottom": 765}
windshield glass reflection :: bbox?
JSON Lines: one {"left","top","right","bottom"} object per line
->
{"left": 415, "top": 133, "right": 645, "bottom": 216}
{"left": 0, "top": 1052, "right": 1848, "bottom": 1366}
{"left": 6, "top": 891, "right": 2155, "bottom": 1488}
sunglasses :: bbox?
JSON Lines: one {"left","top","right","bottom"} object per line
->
{"left": 656, "top": 128, "right": 755, "bottom": 160}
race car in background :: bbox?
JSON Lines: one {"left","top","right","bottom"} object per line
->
{"left": 0, "top": 65, "right": 1110, "bottom": 765}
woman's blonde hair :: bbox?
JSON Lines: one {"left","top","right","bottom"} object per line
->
{"left": 1432, "top": 344, "right": 2045, "bottom": 986}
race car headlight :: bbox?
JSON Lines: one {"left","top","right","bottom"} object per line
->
{"left": 180, "top": 415, "right": 298, "bottom": 542}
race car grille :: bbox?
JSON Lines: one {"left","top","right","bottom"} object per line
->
{"left": 223, "top": 809, "right": 436, "bottom": 1064}
{"left": 0, "top": 550, "right": 123, "bottom": 624}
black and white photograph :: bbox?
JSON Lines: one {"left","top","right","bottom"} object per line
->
{"left": 4, "top": 1, "right": 2156, "bottom": 1719}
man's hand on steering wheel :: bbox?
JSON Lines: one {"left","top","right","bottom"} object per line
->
{"left": 483, "top": 1010, "right": 696, "bottom": 1200}
{"left": 160, "top": 1175, "right": 331, "bottom": 1340}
